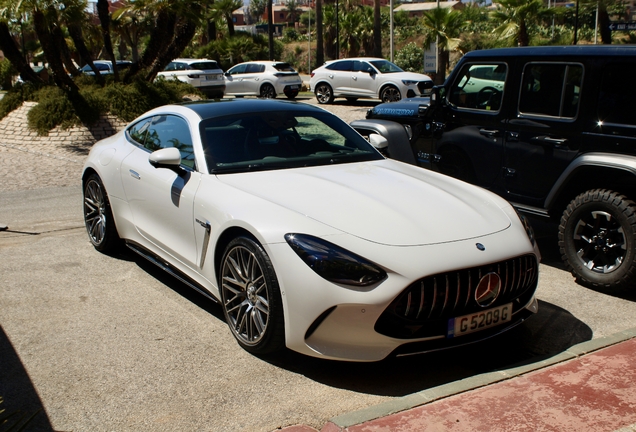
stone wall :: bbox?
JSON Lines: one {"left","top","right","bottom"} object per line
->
{"left": 0, "top": 101, "right": 127, "bottom": 162}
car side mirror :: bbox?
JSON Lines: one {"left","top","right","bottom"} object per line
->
{"left": 429, "top": 85, "right": 445, "bottom": 107}
{"left": 369, "top": 133, "right": 388, "bottom": 151}
{"left": 149, "top": 147, "right": 182, "bottom": 170}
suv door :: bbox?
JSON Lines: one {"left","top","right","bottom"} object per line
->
{"left": 225, "top": 63, "right": 248, "bottom": 94}
{"left": 502, "top": 62, "right": 583, "bottom": 207}
{"left": 436, "top": 62, "right": 509, "bottom": 189}
{"left": 239, "top": 63, "right": 266, "bottom": 94}
{"left": 352, "top": 60, "right": 378, "bottom": 97}
{"left": 325, "top": 60, "right": 354, "bottom": 94}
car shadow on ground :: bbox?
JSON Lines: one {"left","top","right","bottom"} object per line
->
{"left": 122, "top": 243, "right": 594, "bottom": 397}
{"left": 0, "top": 326, "right": 53, "bottom": 432}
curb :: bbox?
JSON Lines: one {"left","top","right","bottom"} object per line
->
{"left": 323, "top": 327, "right": 636, "bottom": 430}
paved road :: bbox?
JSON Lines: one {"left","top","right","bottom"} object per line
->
{"left": 2, "top": 99, "right": 636, "bottom": 431}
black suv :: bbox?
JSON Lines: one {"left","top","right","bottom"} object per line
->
{"left": 352, "top": 45, "right": 636, "bottom": 290}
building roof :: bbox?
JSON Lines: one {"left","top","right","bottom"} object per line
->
{"left": 395, "top": 1, "right": 462, "bottom": 12}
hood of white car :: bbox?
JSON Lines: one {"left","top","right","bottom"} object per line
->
{"left": 217, "top": 160, "right": 511, "bottom": 246}
{"left": 391, "top": 71, "right": 432, "bottom": 82}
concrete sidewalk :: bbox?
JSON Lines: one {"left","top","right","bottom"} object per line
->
{"left": 283, "top": 329, "right": 636, "bottom": 432}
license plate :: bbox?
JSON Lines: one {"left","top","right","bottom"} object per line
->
{"left": 206, "top": 75, "right": 220, "bottom": 81}
{"left": 289, "top": 85, "right": 299, "bottom": 89}
{"left": 448, "top": 303, "right": 512, "bottom": 338}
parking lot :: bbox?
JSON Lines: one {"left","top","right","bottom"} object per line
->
{"left": 2, "top": 97, "right": 636, "bottom": 431}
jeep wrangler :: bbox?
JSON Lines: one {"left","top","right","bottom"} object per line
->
{"left": 352, "top": 45, "right": 636, "bottom": 290}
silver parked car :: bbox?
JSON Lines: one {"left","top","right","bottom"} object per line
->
{"left": 224, "top": 61, "right": 302, "bottom": 99}
{"left": 157, "top": 58, "right": 225, "bottom": 98}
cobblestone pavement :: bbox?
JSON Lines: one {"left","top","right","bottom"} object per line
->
{"left": 0, "top": 98, "right": 373, "bottom": 192}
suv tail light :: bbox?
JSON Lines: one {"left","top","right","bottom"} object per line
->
{"left": 187, "top": 74, "right": 200, "bottom": 78}
{"left": 310, "top": 72, "right": 315, "bottom": 78}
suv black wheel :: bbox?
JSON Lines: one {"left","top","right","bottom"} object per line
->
{"left": 219, "top": 236, "right": 285, "bottom": 354}
{"left": 559, "top": 189, "right": 636, "bottom": 289}
{"left": 380, "top": 85, "right": 401, "bottom": 103}
{"left": 83, "top": 174, "right": 120, "bottom": 253}
{"left": 259, "top": 83, "right": 276, "bottom": 99}
{"left": 315, "top": 83, "right": 334, "bottom": 104}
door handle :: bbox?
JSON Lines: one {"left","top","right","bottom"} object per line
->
{"left": 533, "top": 136, "right": 569, "bottom": 149}
{"left": 129, "top": 170, "right": 140, "bottom": 180}
{"left": 352, "top": 76, "right": 357, "bottom": 81}
{"left": 479, "top": 128, "right": 500, "bottom": 138}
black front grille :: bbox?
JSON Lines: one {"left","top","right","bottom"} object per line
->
{"left": 375, "top": 254, "right": 538, "bottom": 339}
{"left": 417, "top": 81, "right": 430, "bottom": 94}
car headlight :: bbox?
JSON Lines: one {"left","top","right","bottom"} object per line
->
{"left": 402, "top": 80, "right": 418, "bottom": 86}
{"left": 285, "top": 233, "right": 387, "bottom": 287}
{"left": 515, "top": 210, "right": 536, "bottom": 247}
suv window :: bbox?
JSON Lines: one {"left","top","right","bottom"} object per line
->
{"left": 326, "top": 60, "right": 353, "bottom": 71}
{"left": 448, "top": 63, "right": 507, "bottom": 111}
{"left": 353, "top": 61, "right": 374, "bottom": 73}
{"left": 519, "top": 63, "right": 582, "bottom": 118}
{"left": 189, "top": 61, "right": 220, "bottom": 70}
{"left": 598, "top": 64, "right": 636, "bottom": 126}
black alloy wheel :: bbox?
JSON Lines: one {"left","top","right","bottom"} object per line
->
{"left": 559, "top": 189, "right": 636, "bottom": 289}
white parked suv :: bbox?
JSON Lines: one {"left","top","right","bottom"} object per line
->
{"left": 157, "top": 59, "right": 225, "bottom": 98}
{"left": 310, "top": 57, "right": 433, "bottom": 104}
{"left": 224, "top": 61, "right": 302, "bottom": 99}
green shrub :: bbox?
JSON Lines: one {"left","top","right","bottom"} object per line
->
{"left": 394, "top": 42, "right": 424, "bottom": 73}
{"left": 0, "top": 58, "right": 17, "bottom": 90}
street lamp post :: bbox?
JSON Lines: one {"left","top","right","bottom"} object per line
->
{"left": 336, "top": 0, "right": 339, "bottom": 59}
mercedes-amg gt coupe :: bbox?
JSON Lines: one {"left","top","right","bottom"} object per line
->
{"left": 82, "top": 99, "right": 540, "bottom": 362}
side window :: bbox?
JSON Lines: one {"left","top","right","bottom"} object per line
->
{"left": 145, "top": 115, "right": 196, "bottom": 169}
{"left": 598, "top": 64, "right": 636, "bottom": 126}
{"left": 448, "top": 63, "right": 507, "bottom": 111}
{"left": 163, "top": 62, "right": 177, "bottom": 72}
{"left": 229, "top": 64, "right": 247, "bottom": 75}
{"left": 127, "top": 118, "right": 152, "bottom": 146}
{"left": 246, "top": 63, "right": 264, "bottom": 73}
{"left": 519, "top": 63, "right": 583, "bottom": 118}
{"left": 353, "top": 61, "right": 374, "bottom": 73}
{"left": 326, "top": 60, "right": 353, "bottom": 71}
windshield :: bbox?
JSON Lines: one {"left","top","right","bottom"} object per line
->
{"left": 200, "top": 110, "right": 383, "bottom": 174}
{"left": 369, "top": 60, "right": 404, "bottom": 74}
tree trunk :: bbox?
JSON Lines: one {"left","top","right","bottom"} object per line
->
{"left": 48, "top": 7, "right": 80, "bottom": 77}
{"left": 33, "top": 9, "right": 78, "bottom": 92}
{"left": 146, "top": 18, "right": 198, "bottom": 82}
{"left": 316, "top": 0, "right": 323, "bottom": 66}
{"left": 67, "top": 22, "right": 105, "bottom": 86}
{"left": 226, "top": 13, "right": 235, "bottom": 36}
{"left": 0, "top": 22, "right": 43, "bottom": 84}
{"left": 373, "top": 0, "right": 382, "bottom": 57}
{"left": 97, "top": 0, "right": 119, "bottom": 81}
{"left": 268, "top": 0, "right": 274, "bottom": 60}
{"left": 598, "top": 3, "right": 612, "bottom": 44}
{"left": 124, "top": 10, "right": 176, "bottom": 82}
{"left": 518, "top": 19, "right": 529, "bottom": 47}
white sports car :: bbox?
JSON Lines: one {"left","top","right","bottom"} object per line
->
{"left": 82, "top": 99, "right": 540, "bottom": 362}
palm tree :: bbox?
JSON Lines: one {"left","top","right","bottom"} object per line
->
{"left": 283, "top": 0, "right": 303, "bottom": 24}
{"left": 211, "top": 0, "right": 243, "bottom": 37}
{"left": 490, "top": 0, "right": 547, "bottom": 47}
{"left": 421, "top": 6, "right": 464, "bottom": 84}
{"left": 373, "top": 0, "right": 381, "bottom": 56}
{"left": 97, "top": 0, "right": 119, "bottom": 81}
{"left": 316, "top": 0, "right": 324, "bottom": 66}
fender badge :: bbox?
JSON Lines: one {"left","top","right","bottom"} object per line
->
{"left": 476, "top": 243, "right": 486, "bottom": 251}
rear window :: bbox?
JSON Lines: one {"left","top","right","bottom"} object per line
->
{"left": 189, "top": 61, "right": 220, "bottom": 71}
{"left": 519, "top": 63, "right": 582, "bottom": 118}
{"left": 598, "top": 63, "right": 636, "bottom": 126}
{"left": 273, "top": 63, "right": 295, "bottom": 72}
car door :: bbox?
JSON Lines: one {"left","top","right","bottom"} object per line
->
{"left": 325, "top": 60, "right": 354, "bottom": 94}
{"left": 225, "top": 63, "right": 248, "bottom": 94}
{"left": 434, "top": 62, "right": 510, "bottom": 190}
{"left": 351, "top": 60, "right": 378, "bottom": 98}
{"left": 238, "top": 63, "right": 266, "bottom": 95}
{"left": 120, "top": 114, "right": 201, "bottom": 267}
{"left": 501, "top": 62, "right": 583, "bottom": 207}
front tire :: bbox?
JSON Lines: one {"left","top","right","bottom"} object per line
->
{"left": 380, "top": 85, "right": 401, "bottom": 103}
{"left": 83, "top": 174, "right": 120, "bottom": 253}
{"left": 559, "top": 189, "right": 636, "bottom": 289}
{"left": 259, "top": 83, "right": 276, "bottom": 99}
{"left": 219, "top": 237, "right": 285, "bottom": 355}
{"left": 315, "top": 83, "right": 334, "bottom": 104}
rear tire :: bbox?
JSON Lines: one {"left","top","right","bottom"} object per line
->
{"left": 83, "top": 174, "right": 120, "bottom": 253}
{"left": 259, "top": 83, "right": 276, "bottom": 99}
{"left": 315, "top": 83, "right": 334, "bottom": 104}
{"left": 219, "top": 237, "right": 285, "bottom": 355}
{"left": 559, "top": 189, "right": 636, "bottom": 289}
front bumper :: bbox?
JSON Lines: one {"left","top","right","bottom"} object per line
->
{"left": 267, "top": 222, "right": 540, "bottom": 362}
